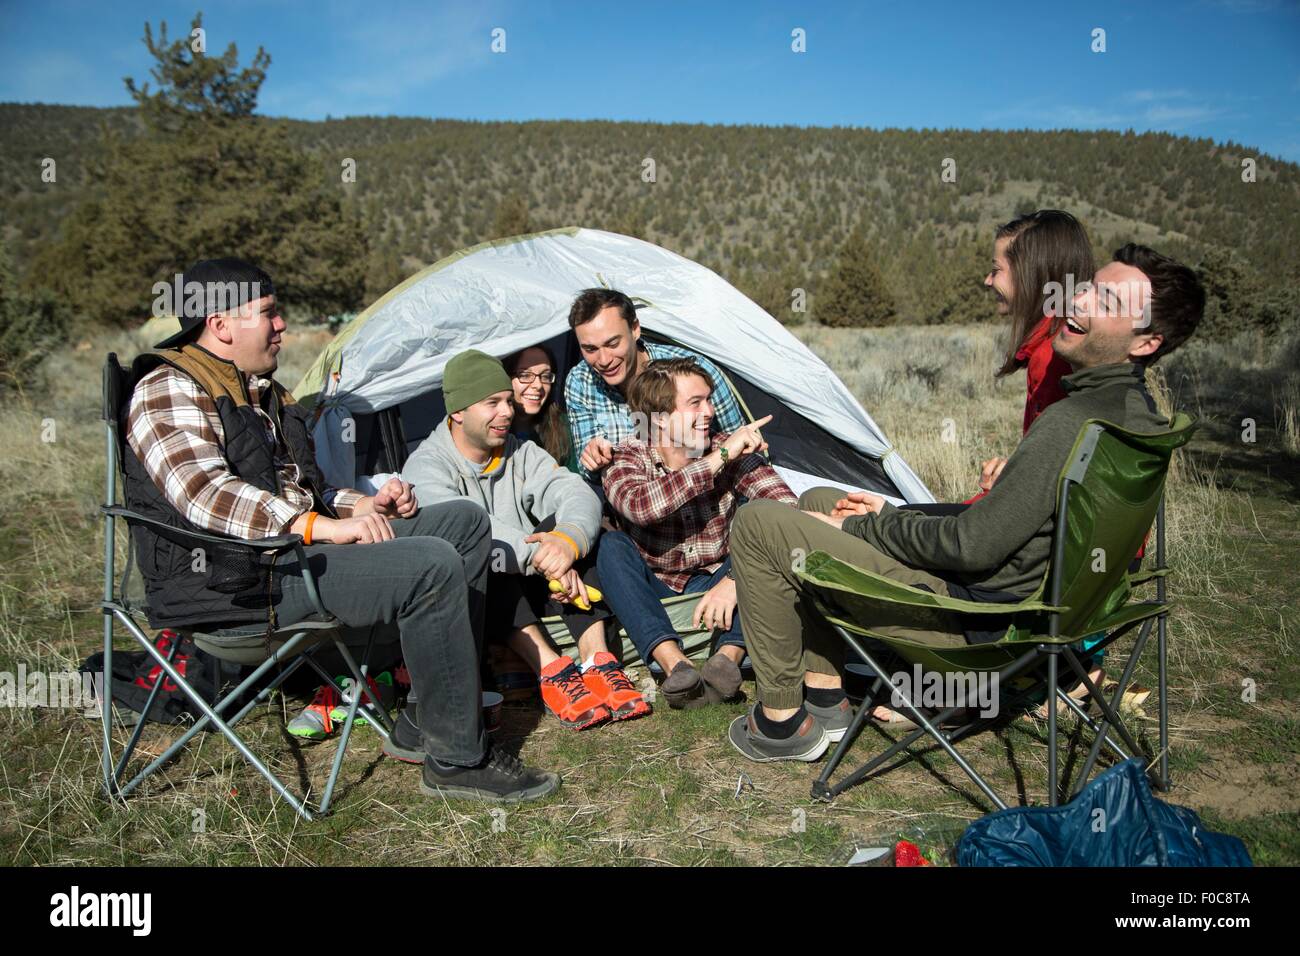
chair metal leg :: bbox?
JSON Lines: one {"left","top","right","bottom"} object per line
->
{"left": 100, "top": 426, "right": 120, "bottom": 802}
{"left": 318, "top": 630, "right": 381, "bottom": 816}
{"left": 1155, "top": 496, "right": 1171, "bottom": 792}
{"left": 340, "top": 633, "right": 394, "bottom": 736}
{"left": 1157, "top": 612, "right": 1170, "bottom": 791}
{"left": 111, "top": 613, "right": 313, "bottom": 793}
{"left": 103, "top": 613, "right": 392, "bottom": 820}
{"left": 1063, "top": 644, "right": 1146, "bottom": 764}
{"left": 301, "top": 631, "right": 395, "bottom": 738}
{"left": 117, "top": 644, "right": 312, "bottom": 799}
{"left": 1069, "top": 622, "right": 1152, "bottom": 797}
{"left": 822, "top": 722, "right": 934, "bottom": 799}
{"left": 1047, "top": 648, "right": 1058, "bottom": 806}
{"left": 811, "top": 678, "right": 881, "bottom": 801}
{"left": 107, "top": 610, "right": 317, "bottom": 820}
{"left": 834, "top": 627, "right": 1009, "bottom": 810}
{"left": 318, "top": 669, "right": 366, "bottom": 816}
{"left": 1055, "top": 684, "right": 1130, "bottom": 761}
{"left": 112, "top": 635, "right": 182, "bottom": 785}
{"left": 101, "top": 609, "right": 120, "bottom": 800}
{"left": 300, "top": 656, "right": 394, "bottom": 741}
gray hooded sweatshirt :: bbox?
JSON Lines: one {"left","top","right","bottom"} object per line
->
{"left": 401, "top": 419, "right": 602, "bottom": 576}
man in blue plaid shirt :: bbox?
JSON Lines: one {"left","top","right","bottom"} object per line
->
{"left": 563, "top": 288, "right": 746, "bottom": 482}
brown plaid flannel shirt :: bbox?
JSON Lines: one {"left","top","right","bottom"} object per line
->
{"left": 602, "top": 432, "right": 797, "bottom": 591}
{"left": 127, "top": 364, "right": 364, "bottom": 540}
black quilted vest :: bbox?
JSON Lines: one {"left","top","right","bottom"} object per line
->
{"left": 122, "top": 345, "right": 336, "bottom": 629}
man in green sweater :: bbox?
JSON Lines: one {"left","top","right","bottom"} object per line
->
{"left": 727, "top": 244, "right": 1207, "bottom": 763}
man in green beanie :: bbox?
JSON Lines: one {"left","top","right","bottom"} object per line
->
{"left": 401, "top": 349, "right": 652, "bottom": 735}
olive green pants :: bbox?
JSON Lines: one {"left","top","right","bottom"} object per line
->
{"left": 729, "top": 487, "right": 967, "bottom": 710}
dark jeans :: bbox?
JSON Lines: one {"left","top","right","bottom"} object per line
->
{"left": 275, "top": 499, "right": 491, "bottom": 766}
{"left": 595, "top": 530, "right": 743, "bottom": 666}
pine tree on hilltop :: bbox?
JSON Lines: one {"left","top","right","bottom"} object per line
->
{"left": 816, "top": 226, "right": 897, "bottom": 327}
{"left": 32, "top": 13, "right": 367, "bottom": 327}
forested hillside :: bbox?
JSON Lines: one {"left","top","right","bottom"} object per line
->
{"left": 3, "top": 92, "right": 1297, "bottom": 332}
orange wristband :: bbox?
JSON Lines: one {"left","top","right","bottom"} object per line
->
{"left": 547, "top": 530, "right": 580, "bottom": 559}
{"left": 303, "top": 511, "right": 318, "bottom": 545}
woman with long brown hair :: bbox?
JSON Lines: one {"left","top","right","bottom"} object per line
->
{"left": 505, "top": 343, "right": 576, "bottom": 471}
{"left": 987, "top": 208, "right": 1096, "bottom": 436}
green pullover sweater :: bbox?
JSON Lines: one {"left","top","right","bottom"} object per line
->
{"left": 842, "top": 362, "right": 1168, "bottom": 598}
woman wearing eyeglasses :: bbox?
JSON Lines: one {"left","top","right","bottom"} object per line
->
{"left": 506, "top": 344, "right": 577, "bottom": 473}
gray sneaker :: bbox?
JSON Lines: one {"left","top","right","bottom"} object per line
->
{"left": 804, "top": 696, "right": 854, "bottom": 743}
{"left": 728, "top": 705, "right": 829, "bottom": 763}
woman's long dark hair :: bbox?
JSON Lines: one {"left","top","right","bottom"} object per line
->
{"left": 506, "top": 343, "right": 571, "bottom": 464}
{"left": 994, "top": 210, "right": 1095, "bottom": 377}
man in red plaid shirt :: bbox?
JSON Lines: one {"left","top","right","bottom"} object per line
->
{"left": 597, "top": 357, "right": 798, "bottom": 709}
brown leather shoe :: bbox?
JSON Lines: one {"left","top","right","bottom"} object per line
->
{"left": 661, "top": 661, "right": 707, "bottom": 709}
{"left": 700, "top": 651, "right": 744, "bottom": 703}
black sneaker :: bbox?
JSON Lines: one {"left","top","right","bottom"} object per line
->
{"left": 381, "top": 707, "right": 424, "bottom": 764}
{"left": 420, "top": 746, "right": 561, "bottom": 803}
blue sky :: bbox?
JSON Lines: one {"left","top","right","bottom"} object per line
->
{"left": 3, "top": 0, "right": 1299, "bottom": 161}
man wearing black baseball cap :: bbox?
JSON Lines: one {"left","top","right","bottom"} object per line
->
{"left": 124, "top": 257, "right": 561, "bottom": 803}
{"left": 152, "top": 257, "right": 278, "bottom": 350}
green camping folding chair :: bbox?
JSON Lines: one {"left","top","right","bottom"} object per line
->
{"left": 98, "top": 353, "right": 395, "bottom": 821}
{"left": 797, "top": 414, "right": 1195, "bottom": 809}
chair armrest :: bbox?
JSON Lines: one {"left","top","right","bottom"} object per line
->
{"left": 797, "top": 550, "right": 1066, "bottom": 616}
{"left": 101, "top": 505, "right": 302, "bottom": 551}
{"left": 102, "top": 505, "right": 330, "bottom": 619}
{"left": 1126, "top": 567, "right": 1170, "bottom": 586}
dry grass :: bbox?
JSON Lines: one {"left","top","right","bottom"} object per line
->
{"left": 796, "top": 323, "right": 1015, "bottom": 503}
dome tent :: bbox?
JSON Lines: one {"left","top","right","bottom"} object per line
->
{"left": 292, "top": 227, "right": 935, "bottom": 665}
{"left": 293, "top": 226, "right": 934, "bottom": 507}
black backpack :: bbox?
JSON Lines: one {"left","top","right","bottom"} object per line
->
{"left": 81, "top": 630, "right": 247, "bottom": 726}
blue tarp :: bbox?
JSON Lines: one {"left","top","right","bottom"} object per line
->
{"left": 956, "top": 759, "right": 1252, "bottom": 867}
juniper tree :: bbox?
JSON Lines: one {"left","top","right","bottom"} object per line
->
{"left": 816, "top": 225, "right": 898, "bottom": 327}
{"left": 33, "top": 13, "right": 366, "bottom": 326}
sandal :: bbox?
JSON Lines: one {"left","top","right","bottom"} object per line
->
{"left": 1103, "top": 680, "right": 1152, "bottom": 714}
{"left": 1030, "top": 667, "right": 1104, "bottom": 719}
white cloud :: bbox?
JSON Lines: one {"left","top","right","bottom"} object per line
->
{"left": 983, "top": 89, "right": 1233, "bottom": 134}
{"left": 1129, "top": 89, "right": 1192, "bottom": 103}
{"left": 1144, "top": 104, "right": 1226, "bottom": 126}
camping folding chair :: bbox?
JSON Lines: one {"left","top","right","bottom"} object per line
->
{"left": 797, "top": 414, "right": 1195, "bottom": 809}
{"left": 98, "top": 353, "right": 395, "bottom": 821}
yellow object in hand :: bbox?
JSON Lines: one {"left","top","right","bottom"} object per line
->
{"left": 548, "top": 578, "right": 603, "bottom": 611}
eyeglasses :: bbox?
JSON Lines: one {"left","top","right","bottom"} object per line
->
{"left": 513, "top": 371, "right": 555, "bottom": 385}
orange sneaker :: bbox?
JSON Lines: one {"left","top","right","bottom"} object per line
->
{"left": 583, "top": 652, "right": 652, "bottom": 722}
{"left": 540, "top": 657, "right": 611, "bottom": 730}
